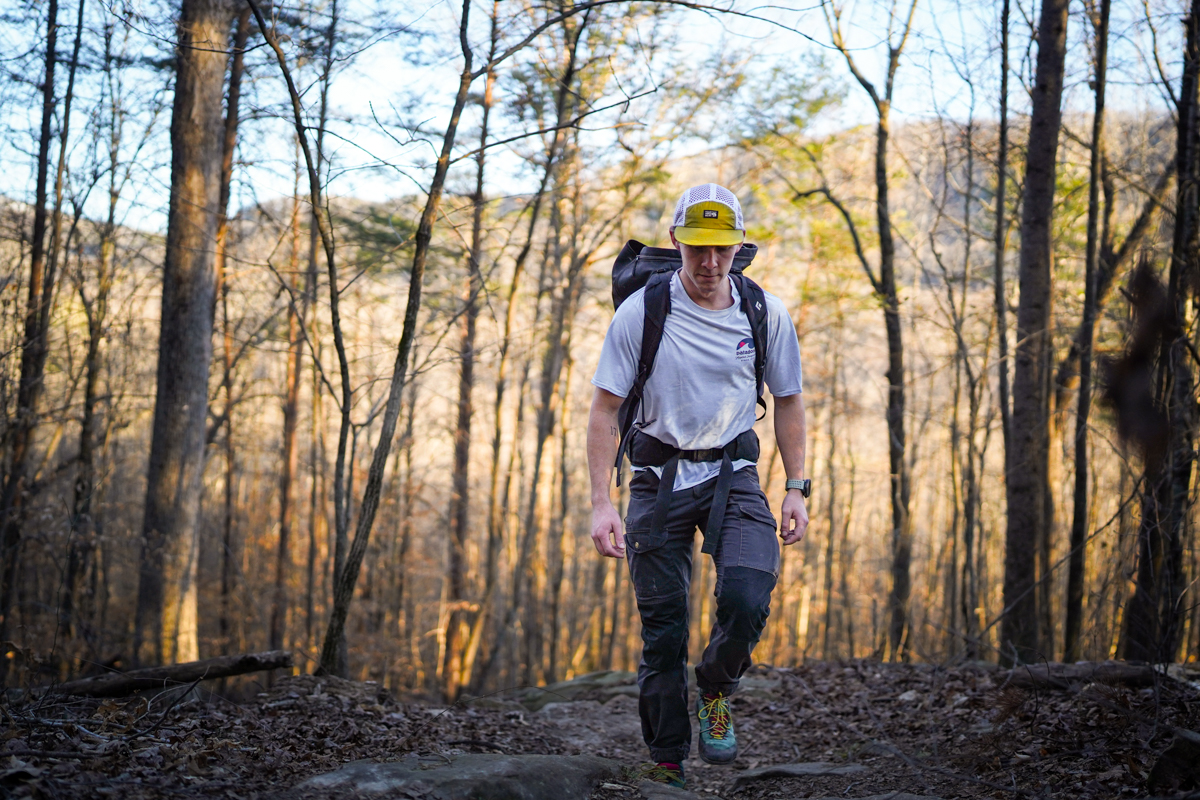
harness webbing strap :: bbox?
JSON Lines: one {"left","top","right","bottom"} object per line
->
{"left": 650, "top": 453, "right": 680, "bottom": 540}
{"left": 631, "top": 430, "right": 759, "bottom": 553}
{"left": 701, "top": 451, "right": 736, "bottom": 555}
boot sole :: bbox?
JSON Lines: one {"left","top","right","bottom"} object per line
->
{"left": 698, "top": 749, "right": 737, "bottom": 765}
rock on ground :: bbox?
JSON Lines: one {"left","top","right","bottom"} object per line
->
{"left": 730, "top": 761, "right": 868, "bottom": 789}
{"left": 293, "top": 753, "right": 622, "bottom": 800}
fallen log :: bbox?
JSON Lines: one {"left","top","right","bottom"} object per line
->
{"left": 1003, "top": 661, "right": 1161, "bottom": 689}
{"left": 47, "top": 650, "right": 293, "bottom": 697}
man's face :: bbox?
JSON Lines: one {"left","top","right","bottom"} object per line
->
{"left": 670, "top": 229, "right": 741, "bottom": 300}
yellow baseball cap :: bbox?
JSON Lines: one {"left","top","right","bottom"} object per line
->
{"left": 670, "top": 183, "right": 745, "bottom": 247}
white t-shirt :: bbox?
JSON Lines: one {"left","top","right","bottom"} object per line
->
{"left": 592, "top": 271, "right": 804, "bottom": 491}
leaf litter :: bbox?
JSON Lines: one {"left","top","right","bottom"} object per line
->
{"left": 1, "top": 661, "right": 1197, "bottom": 799}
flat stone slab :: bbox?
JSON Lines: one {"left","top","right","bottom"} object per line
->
{"left": 636, "top": 779, "right": 703, "bottom": 800}
{"left": 514, "top": 670, "right": 637, "bottom": 711}
{"left": 731, "top": 761, "right": 868, "bottom": 789}
{"left": 810, "top": 795, "right": 942, "bottom": 800}
{"left": 295, "top": 753, "right": 622, "bottom": 799}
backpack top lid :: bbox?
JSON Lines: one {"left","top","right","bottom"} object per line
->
{"left": 611, "top": 239, "right": 759, "bottom": 309}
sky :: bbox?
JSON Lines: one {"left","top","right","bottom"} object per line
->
{"left": 0, "top": 0, "right": 1187, "bottom": 236}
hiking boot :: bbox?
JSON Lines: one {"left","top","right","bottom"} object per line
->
{"left": 697, "top": 690, "right": 737, "bottom": 764}
{"left": 639, "top": 762, "right": 685, "bottom": 788}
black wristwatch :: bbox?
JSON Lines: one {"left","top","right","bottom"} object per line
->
{"left": 785, "top": 478, "right": 811, "bottom": 498}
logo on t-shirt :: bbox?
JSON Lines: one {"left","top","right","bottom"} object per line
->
{"left": 736, "top": 338, "right": 755, "bottom": 362}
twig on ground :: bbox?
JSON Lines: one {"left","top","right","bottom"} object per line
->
{"left": 127, "top": 677, "right": 203, "bottom": 739}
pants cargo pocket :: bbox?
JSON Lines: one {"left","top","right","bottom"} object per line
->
{"left": 728, "top": 501, "right": 780, "bottom": 577}
{"left": 625, "top": 528, "right": 683, "bottom": 602}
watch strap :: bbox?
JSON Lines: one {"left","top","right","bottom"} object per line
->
{"left": 785, "top": 478, "right": 811, "bottom": 497}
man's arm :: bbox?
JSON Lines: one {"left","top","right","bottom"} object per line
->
{"left": 773, "top": 392, "right": 809, "bottom": 545}
{"left": 588, "top": 387, "right": 626, "bottom": 558}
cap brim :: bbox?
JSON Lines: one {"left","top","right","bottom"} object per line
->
{"left": 672, "top": 227, "right": 744, "bottom": 246}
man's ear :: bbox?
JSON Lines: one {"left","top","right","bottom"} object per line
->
{"left": 669, "top": 229, "right": 681, "bottom": 250}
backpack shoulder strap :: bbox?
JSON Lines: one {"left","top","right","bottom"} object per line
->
{"left": 733, "top": 274, "right": 769, "bottom": 419}
{"left": 614, "top": 270, "right": 673, "bottom": 483}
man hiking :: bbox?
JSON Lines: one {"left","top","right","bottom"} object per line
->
{"left": 587, "top": 183, "right": 809, "bottom": 788}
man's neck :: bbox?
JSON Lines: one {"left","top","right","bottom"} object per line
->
{"left": 678, "top": 270, "right": 734, "bottom": 311}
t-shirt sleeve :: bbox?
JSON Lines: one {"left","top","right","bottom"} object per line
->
{"left": 591, "top": 292, "right": 645, "bottom": 399}
{"left": 763, "top": 292, "right": 803, "bottom": 397}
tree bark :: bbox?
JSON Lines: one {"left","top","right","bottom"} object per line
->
{"left": 443, "top": 10, "right": 497, "bottom": 699}
{"left": 134, "top": 0, "right": 235, "bottom": 666}
{"left": 824, "top": 0, "right": 918, "bottom": 661}
{"left": 822, "top": 345, "right": 840, "bottom": 658}
{"left": 50, "top": 651, "right": 292, "bottom": 697}
{"left": 214, "top": 5, "right": 251, "bottom": 656}
{"left": 1064, "top": 0, "right": 1110, "bottom": 662}
{"left": 271, "top": 189, "right": 305, "bottom": 653}
{"left": 472, "top": 16, "right": 586, "bottom": 690}
{"left": 1001, "top": 0, "right": 1069, "bottom": 666}
{"left": 993, "top": 0, "right": 1012, "bottom": 472}
{"left": 271, "top": 0, "right": 333, "bottom": 654}
{"left": 56, "top": 0, "right": 92, "bottom": 645}
{"left": 314, "top": 0, "right": 476, "bottom": 678}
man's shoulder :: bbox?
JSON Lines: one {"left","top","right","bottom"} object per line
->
{"left": 735, "top": 279, "right": 790, "bottom": 318}
{"left": 759, "top": 288, "right": 791, "bottom": 318}
{"left": 608, "top": 286, "right": 647, "bottom": 331}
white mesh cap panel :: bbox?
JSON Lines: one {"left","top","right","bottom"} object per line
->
{"left": 671, "top": 183, "right": 744, "bottom": 230}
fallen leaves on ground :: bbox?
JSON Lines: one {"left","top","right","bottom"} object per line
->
{"left": 1, "top": 661, "right": 1197, "bottom": 799}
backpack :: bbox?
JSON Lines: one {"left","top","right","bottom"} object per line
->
{"left": 610, "top": 240, "right": 769, "bottom": 483}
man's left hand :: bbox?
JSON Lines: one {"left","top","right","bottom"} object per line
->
{"left": 780, "top": 490, "right": 809, "bottom": 545}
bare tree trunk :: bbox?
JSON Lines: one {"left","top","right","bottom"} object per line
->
{"left": 878, "top": 97, "right": 913, "bottom": 664}
{"left": 443, "top": 8, "right": 498, "bottom": 701}
{"left": 1001, "top": 0, "right": 1069, "bottom": 666}
{"left": 134, "top": 0, "right": 236, "bottom": 666}
{"left": 1122, "top": 0, "right": 1200, "bottom": 663}
{"left": 1064, "top": 0, "right": 1110, "bottom": 662}
{"left": 474, "top": 19, "right": 587, "bottom": 689}
{"left": 824, "top": 0, "right": 918, "bottom": 661}
{"left": 305, "top": 338, "right": 325, "bottom": 651}
{"left": 307, "top": 0, "right": 477, "bottom": 678}
{"left": 271, "top": 188, "right": 304, "bottom": 653}
{"left": 271, "top": 0, "right": 333, "bottom": 655}
{"left": 214, "top": 6, "right": 251, "bottom": 656}
{"left": 0, "top": 0, "right": 59, "bottom": 649}
{"left": 303, "top": 0, "right": 338, "bottom": 649}
{"left": 219, "top": 281, "right": 237, "bottom": 653}
{"left": 547, "top": 355, "right": 574, "bottom": 682}
{"left": 58, "top": 0, "right": 94, "bottom": 646}
{"left": 960, "top": 123, "right": 985, "bottom": 660}
{"left": 840, "top": 450, "right": 857, "bottom": 657}
{"left": 822, "top": 342, "right": 840, "bottom": 658}
{"left": 993, "top": 0, "right": 1013, "bottom": 470}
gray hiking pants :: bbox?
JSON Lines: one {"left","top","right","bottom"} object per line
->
{"left": 623, "top": 465, "right": 780, "bottom": 764}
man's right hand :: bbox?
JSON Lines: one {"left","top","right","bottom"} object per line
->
{"left": 591, "top": 501, "right": 626, "bottom": 558}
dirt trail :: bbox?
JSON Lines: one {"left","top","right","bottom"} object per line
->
{"left": 3, "top": 661, "right": 1199, "bottom": 798}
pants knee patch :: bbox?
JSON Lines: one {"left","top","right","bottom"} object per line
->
{"left": 715, "top": 566, "right": 775, "bottom": 642}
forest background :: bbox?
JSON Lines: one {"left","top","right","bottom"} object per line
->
{"left": 0, "top": 0, "right": 1197, "bottom": 701}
